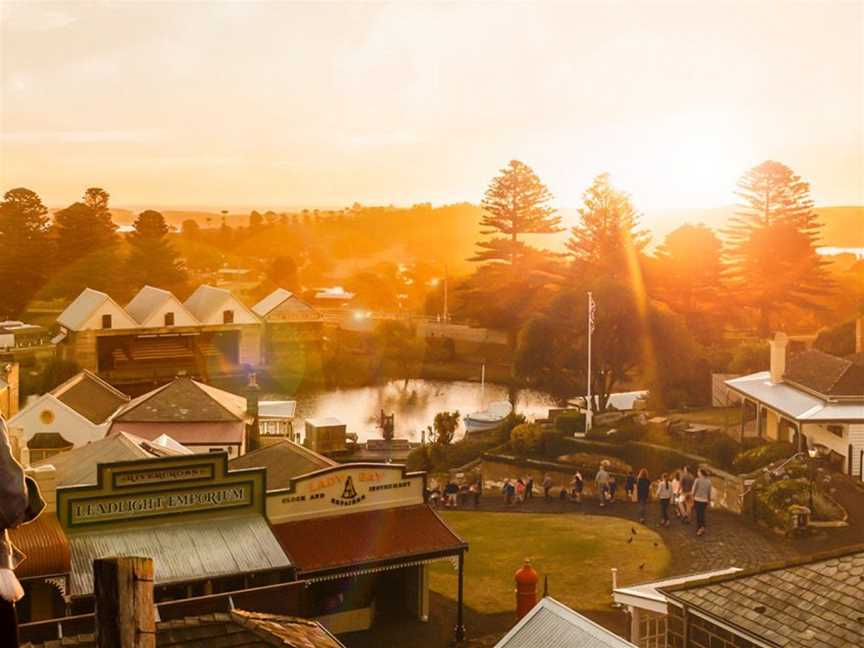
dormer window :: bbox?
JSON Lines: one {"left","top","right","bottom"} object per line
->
{"left": 223, "top": 310, "right": 234, "bottom": 324}
{"left": 101, "top": 314, "right": 112, "bottom": 329}
{"left": 164, "top": 312, "right": 175, "bottom": 326}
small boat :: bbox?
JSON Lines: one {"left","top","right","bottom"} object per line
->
{"left": 464, "top": 400, "right": 513, "bottom": 434}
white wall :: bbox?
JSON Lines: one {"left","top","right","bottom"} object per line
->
{"left": 8, "top": 395, "right": 108, "bottom": 448}
{"left": 803, "top": 422, "right": 849, "bottom": 464}
{"left": 849, "top": 424, "right": 864, "bottom": 477}
{"left": 80, "top": 300, "right": 138, "bottom": 331}
{"left": 139, "top": 298, "right": 198, "bottom": 328}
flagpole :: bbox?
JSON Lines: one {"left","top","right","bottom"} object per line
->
{"left": 586, "top": 291, "right": 592, "bottom": 435}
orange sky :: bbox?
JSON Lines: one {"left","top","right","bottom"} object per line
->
{"left": 1, "top": 1, "right": 862, "bottom": 211}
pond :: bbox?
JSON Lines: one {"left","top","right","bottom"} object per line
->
{"left": 264, "top": 379, "right": 558, "bottom": 443}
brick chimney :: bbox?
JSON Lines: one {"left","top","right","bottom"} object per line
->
{"left": 769, "top": 332, "right": 789, "bottom": 384}
{"left": 245, "top": 372, "right": 260, "bottom": 452}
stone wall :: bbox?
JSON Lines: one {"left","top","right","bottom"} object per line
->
{"left": 667, "top": 604, "right": 760, "bottom": 648}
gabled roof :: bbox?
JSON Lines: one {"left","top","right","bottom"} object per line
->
{"left": 125, "top": 285, "right": 198, "bottom": 326}
{"left": 33, "top": 431, "right": 187, "bottom": 486}
{"left": 50, "top": 370, "right": 129, "bottom": 424}
{"left": 229, "top": 438, "right": 335, "bottom": 491}
{"left": 785, "top": 349, "right": 864, "bottom": 398}
{"left": 663, "top": 545, "right": 864, "bottom": 648}
{"left": 112, "top": 376, "right": 249, "bottom": 423}
{"left": 184, "top": 284, "right": 258, "bottom": 323}
{"left": 252, "top": 288, "right": 321, "bottom": 320}
{"left": 494, "top": 597, "right": 636, "bottom": 648}
{"left": 57, "top": 288, "right": 133, "bottom": 330}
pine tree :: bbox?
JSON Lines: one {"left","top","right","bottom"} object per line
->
{"left": 472, "top": 160, "right": 561, "bottom": 267}
{"left": 0, "top": 188, "right": 52, "bottom": 317}
{"left": 126, "top": 210, "right": 187, "bottom": 290}
{"left": 566, "top": 173, "right": 650, "bottom": 280}
{"left": 726, "top": 161, "right": 832, "bottom": 336}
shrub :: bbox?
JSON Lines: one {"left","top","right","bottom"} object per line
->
{"left": 510, "top": 423, "right": 548, "bottom": 455}
{"left": 554, "top": 411, "right": 586, "bottom": 435}
{"left": 732, "top": 442, "right": 796, "bottom": 474}
{"left": 556, "top": 453, "right": 631, "bottom": 476}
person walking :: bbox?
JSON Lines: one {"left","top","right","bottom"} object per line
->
{"left": 636, "top": 468, "right": 650, "bottom": 524}
{"left": 656, "top": 473, "right": 673, "bottom": 527}
{"left": 572, "top": 471, "right": 584, "bottom": 503}
{"left": 543, "top": 473, "right": 553, "bottom": 500}
{"left": 470, "top": 480, "right": 481, "bottom": 509}
{"left": 624, "top": 470, "right": 636, "bottom": 502}
{"left": 526, "top": 476, "right": 534, "bottom": 500}
{"left": 692, "top": 468, "right": 713, "bottom": 536}
{"left": 503, "top": 479, "right": 515, "bottom": 505}
{"left": 595, "top": 461, "right": 610, "bottom": 507}
{"left": 679, "top": 466, "right": 695, "bottom": 523}
{"left": 671, "top": 471, "right": 682, "bottom": 519}
{"left": 515, "top": 478, "right": 526, "bottom": 504}
{"left": 608, "top": 474, "right": 617, "bottom": 503}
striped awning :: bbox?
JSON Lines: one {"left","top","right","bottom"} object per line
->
{"left": 67, "top": 514, "right": 291, "bottom": 596}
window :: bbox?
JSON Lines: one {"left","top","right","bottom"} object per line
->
{"left": 827, "top": 425, "right": 844, "bottom": 438}
{"left": 222, "top": 309, "right": 234, "bottom": 324}
{"left": 101, "top": 314, "right": 112, "bottom": 329}
{"left": 164, "top": 312, "right": 174, "bottom": 326}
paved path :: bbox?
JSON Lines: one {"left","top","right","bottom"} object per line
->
{"left": 450, "top": 492, "right": 800, "bottom": 574}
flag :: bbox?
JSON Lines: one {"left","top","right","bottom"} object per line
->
{"left": 588, "top": 293, "right": 596, "bottom": 334}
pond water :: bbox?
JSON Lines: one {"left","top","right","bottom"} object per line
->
{"left": 265, "top": 379, "right": 558, "bottom": 443}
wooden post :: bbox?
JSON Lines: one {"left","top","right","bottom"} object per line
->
{"left": 94, "top": 556, "right": 156, "bottom": 648}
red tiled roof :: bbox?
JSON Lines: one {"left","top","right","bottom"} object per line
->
{"left": 9, "top": 513, "right": 70, "bottom": 578}
{"left": 271, "top": 505, "right": 466, "bottom": 575}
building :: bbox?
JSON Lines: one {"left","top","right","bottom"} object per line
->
{"left": 229, "top": 438, "right": 336, "bottom": 490}
{"left": 8, "top": 370, "right": 130, "bottom": 461}
{"left": 494, "top": 597, "right": 637, "bottom": 648}
{"left": 612, "top": 568, "right": 741, "bottom": 648}
{"left": 258, "top": 400, "right": 297, "bottom": 441}
{"left": 262, "top": 461, "right": 467, "bottom": 636}
{"left": 108, "top": 375, "right": 254, "bottom": 457}
{"left": 662, "top": 546, "right": 864, "bottom": 648}
{"left": 54, "top": 285, "right": 262, "bottom": 384}
{"left": 725, "top": 330, "right": 864, "bottom": 477}
{"left": 252, "top": 288, "right": 324, "bottom": 368}
{"left": 0, "top": 320, "right": 50, "bottom": 351}
{"left": 304, "top": 417, "right": 348, "bottom": 454}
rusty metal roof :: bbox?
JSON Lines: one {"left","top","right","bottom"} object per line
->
{"left": 8, "top": 513, "right": 71, "bottom": 579}
{"left": 68, "top": 514, "right": 291, "bottom": 597}
{"left": 271, "top": 504, "right": 465, "bottom": 575}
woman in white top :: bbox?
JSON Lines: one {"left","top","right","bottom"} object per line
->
{"left": 656, "top": 473, "right": 673, "bottom": 527}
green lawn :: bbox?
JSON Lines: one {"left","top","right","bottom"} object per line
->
{"left": 430, "top": 511, "right": 670, "bottom": 614}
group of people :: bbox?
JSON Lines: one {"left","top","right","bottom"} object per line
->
{"left": 501, "top": 476, "right": 535, "bottom": 504}
{"left": 630, "top": 465, "right": 713, "bottom": 536}
{"left": 428, "top": 478, "right": 482, "bottom": 509}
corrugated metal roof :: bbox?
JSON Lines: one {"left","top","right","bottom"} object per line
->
{"left": 726, "top": 372, "right": 864, "bottom": 421}
{"left": 68, "top": 514, "right": 291, "bottom": 596}
{"left": 125, "top": 285, "right": 173, "bottom": 324}
{"left": 184, "top": 284, "right": 231, "bottom": 321}
{"left": 34, "top": 431, "right": 187, "bottom": 487}
{"left": 494, "top": 598, "right": 636, "bottom": 648}
{"left": 252, "top": 288, "right": 293, "bottom": 317}
{"left": 259, "top": 400, "right": 296, "bottom": 419}
{"left": 8, "top": 513, "right": 71, "bottom": 578}
{"left": 229, "top": 439, "right": 334, "bottom": 491}
{"left": 56, "top": 288, "right": 109, "bottom": 330}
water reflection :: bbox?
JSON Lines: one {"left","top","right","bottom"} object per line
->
{"left": 266, "top": 380, "right": 557, "bottom": 442}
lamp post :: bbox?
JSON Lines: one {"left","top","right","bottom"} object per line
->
{"left": 807, "top": 447, "right": 818, "bottom": 511}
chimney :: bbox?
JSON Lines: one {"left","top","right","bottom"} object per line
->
{"left": 94, "top": 556, "right": 155, "bottom": 648}
{"left": 857, "top": 316, "right": 863, "bottom": 354}
{"left": 769, "top": 332, "right": 788, "bottom": 384}
{"left": 3, "top": 363, "right": 19, "bottom": 417}
{"left": 245, "top": 372, "right": 260, "bottom": 452}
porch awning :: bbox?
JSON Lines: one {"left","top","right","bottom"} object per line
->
{"left": 68, "top": 514, "right": 291, "bottom": 597}
{"left": 271, "top": 504, "right": 466, "bottom": 578}
{"left": 726, "top": 372, "right": 864, "bottom": 422}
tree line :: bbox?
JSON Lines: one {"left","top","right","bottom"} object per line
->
{"left": 452, "top": 159, "right": 839, "bottom": 410}
{"left": 0, "top": 187, "right": 186, "bottom": 318}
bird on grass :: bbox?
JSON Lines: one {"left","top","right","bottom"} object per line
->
{"left": 638, "top": 563, "right": 645, "bottom": 570}
{"left": 631, "top": 527, "right": 637, "bottom": 536}
{"left": 626, "top": 537, "right": 633, "bottom": 544}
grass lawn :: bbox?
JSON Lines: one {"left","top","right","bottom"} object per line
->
{"left": 429, "top": 511, "right": 670, "bottom": 615}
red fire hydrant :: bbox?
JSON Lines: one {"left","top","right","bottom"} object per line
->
{"left": 514, "top": 560, "right": 539, "bottom": 620}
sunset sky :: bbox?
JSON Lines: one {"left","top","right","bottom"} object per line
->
{"left": 1, "top": 1, "right": 862, "bottom": 212}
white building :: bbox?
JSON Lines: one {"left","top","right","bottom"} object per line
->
{"left": 726, "top": 327, "right": 864, "bottom": 477}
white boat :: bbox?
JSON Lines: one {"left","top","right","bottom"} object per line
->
{"left": 464, "top": 400, "right": 513, "bottom": 433}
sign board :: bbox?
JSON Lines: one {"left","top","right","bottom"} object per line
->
{"left": 266, "top": 463, "right": 425, "bottom": 523}
{"left": 57, "top": 453, "right": 265, "bottom": 530}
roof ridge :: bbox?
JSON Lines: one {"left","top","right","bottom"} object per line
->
{"left": 191, "top": 379, "right": 248, "bottom": 421}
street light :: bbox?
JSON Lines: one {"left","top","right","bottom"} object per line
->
{"left": 807, "top": 447, "right": 818, "bottom": 511}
